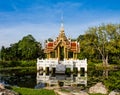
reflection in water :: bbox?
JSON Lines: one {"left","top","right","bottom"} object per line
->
{"left": 36, "top": 72, "right": 87, "bottom": 88}
{"left": 0, "top": 73, "right": 36, "bottom": 88}
{"left": 0, "top": 69, "right": 119, "bottom": 90}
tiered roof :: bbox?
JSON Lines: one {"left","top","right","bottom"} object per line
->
{"left": 44, "top": 22, "right": 80, "bottom": 53}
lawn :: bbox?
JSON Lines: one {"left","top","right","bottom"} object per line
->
{"left": 12, "top": 87, "right": 56, "bottom": 95}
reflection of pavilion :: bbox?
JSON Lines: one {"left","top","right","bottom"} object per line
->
{"left": 36, "top": 72, "right": 87, "bottom": 87}
{"left": 37, "top": 20, "right": 87, "bottom": 73}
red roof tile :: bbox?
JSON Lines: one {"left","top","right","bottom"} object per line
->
{"left": 71, "top": 42, "right": 76, "bottom": 46}
{"left": 47, "top": 42, "right": 53, "bottom": 47}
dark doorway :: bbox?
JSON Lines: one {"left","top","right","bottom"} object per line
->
{"left": 68, "top": 52, "right": 73, "bottom": 58}
{"left": 60, "top": 46, "right": 64, "bottom": 60}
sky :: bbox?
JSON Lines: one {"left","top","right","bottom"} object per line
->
{"left": 0, "top": 0, "right": 120, "bottom": 48}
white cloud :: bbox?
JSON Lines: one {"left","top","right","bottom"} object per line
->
{"left": 0, "top": 15, "right": 120, "bottom": 48}
{"left": 53, "top": 1, "right": 82, "bottom": 9}
{"left": 0, "top": 0, "right": 120, "bottom": 49}
{"left": 0, "top": 23, "right": 60, "bottom": 48}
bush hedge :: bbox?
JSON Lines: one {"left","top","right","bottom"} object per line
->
{"left": 0, "top": 60, "right": 36, "bottom": 67}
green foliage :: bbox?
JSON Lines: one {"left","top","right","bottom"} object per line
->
{"left": 65, "top": 68, "right": 71, "bottom": 74}
{"left": 47, "top": 38, "right": 53, "bottom": 42}
{"left": 0, "top": 34, "right": 45, "bottom": 61}
{"left": 0, "top": 60, "right": 36, "bottom": 67}
{"left": 77, "top": 24, "right": 120, "bottom": 65}
{"left": 1, "top": 24, "right": 120, "bottom": 66}
{"left": 88, "top": 61, "right": 96, "bottom": 68}
{"left": 89, "top": 94, "right": 107, "bottom": 95}
{"left": 71, "top": 38, "right": 77, "bottom": 41}
{"left": 12, "top": 87, "right": 56, "bottom": 95}
{"left": 77, "top": 34, "right": 100, "bottom": 62}
{"left": 104, "top": 70, "right": 120, "bottom": 91}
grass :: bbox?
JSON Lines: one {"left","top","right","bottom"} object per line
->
{"left": 12, "top": 86, "right": 56, "bottom": 95}
{"left": 89, "top": 94, "right": 107, "bottom": 95}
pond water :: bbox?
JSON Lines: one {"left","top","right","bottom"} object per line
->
{"left": 0, "top": 69, "right": 36, "bottom": 88}
{"left": 0, "top": 68, "right": 120, "bottom": 90}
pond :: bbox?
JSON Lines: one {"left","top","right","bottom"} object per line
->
{"left": 0, "top": 68, "right": 36, "bottom": 88}
{"left": 0, "top": 68, "right": 120, "bottom": 91}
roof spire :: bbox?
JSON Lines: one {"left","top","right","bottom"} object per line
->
{"left": 60, "top": 12, "right": 64, "bottom": 32}
{"left": 61, "top": 13, "right": 64, "bottom": 27}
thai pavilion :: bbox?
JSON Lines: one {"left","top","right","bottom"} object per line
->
{"left": 37, "top": 22, "right": 87, "bottom": 73}
{"left": 44, "top": 23, "right": 80, "bottom": 60}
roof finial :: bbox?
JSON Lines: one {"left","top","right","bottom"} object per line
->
{"left": 60, "top": 12, "right": 64, "bottom": 32}
{"left": 61, "top": 12, "right": 64, "bottom": 27}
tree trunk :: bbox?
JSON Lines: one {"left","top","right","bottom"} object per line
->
{"left": 102, "top": 55, "right": 108, "bottom": 67}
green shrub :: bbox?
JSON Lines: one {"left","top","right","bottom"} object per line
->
{"left": 20, "top": 60, "right": 36, "bottom": 67}
{"left": 0, "top": 60, "right": 36, "bottom": 68}
{"left": 104, "top": 70, "right": 120, "bottom": 91}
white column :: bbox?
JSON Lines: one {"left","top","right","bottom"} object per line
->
{"left": 37, "top": 65, "right": 39, "bottom": 71}
{"left": 43, "top": 72, "right": 46, "bottom": 76}
{"left": 78, "top": 67, "right": 80, "bottom": 72}
{"left": 43, "top": 66, "right": 46, "bottom": 71}
{"left": 71, "top": 65, "right": 73, "bottom": 72}
{"left": 49, "top": 65, "right": 52, "bottom": 72}
{"left": 85, "top": 67, "right": 87, "bottom": 72}
{"left": 77, "top": 73, "right": 81, "bottom": 77}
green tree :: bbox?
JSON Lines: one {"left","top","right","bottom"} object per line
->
{"left": 107, "top": 24, "right": 120, "bottom": 64}
{"left": 82, "top": 24, "right": 120, "bottom": 66}
{"left": 1, "top": 46, "right": 6, "bottom": 60}
{"left": 9, "top": 43, "right": 19, "bottom": 60}
{"left": 0, "top": 34, "right": 44, "bottom": 61}
{"left": 77, "top": 24, "right": 120, "bottom": 65}
{"left": 18, "top": 34, "right": 43, "bottom": 60}
{"left": 47, "top": 38, "right": 53, "bottom": 42}
{"left": 77, "top": 34, "right": 100, "bottom": 62}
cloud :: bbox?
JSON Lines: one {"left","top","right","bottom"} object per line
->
{"left": 0, "top": 1, "right": 83, "bottom": 27}
{"left": 0, "top": 23, "right": 60, "bottom": 47}
{"left": 0, "top": 16, "right": 120, "bottom": 48}
{"left": 53, "top": 1, "right": 82, "bottom": 9}
{"left": 0, "top": 20, "right": 88, "bottom": 48}
{"left": 0, "top": 0, "right": 120, "bottom": 49}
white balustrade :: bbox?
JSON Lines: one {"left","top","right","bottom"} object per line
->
{"left": 37, "top": 58, "right": 87, "bottom": 72}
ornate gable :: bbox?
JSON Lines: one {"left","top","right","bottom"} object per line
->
{"left": 53, "top": 28, "right": 70, "bottom": 49}
{"left": 44, "top": 21, "right": 80, "bottom": 60}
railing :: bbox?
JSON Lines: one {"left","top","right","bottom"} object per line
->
{"left": 37, "top": 58, "right": 87, "bottom": 72}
